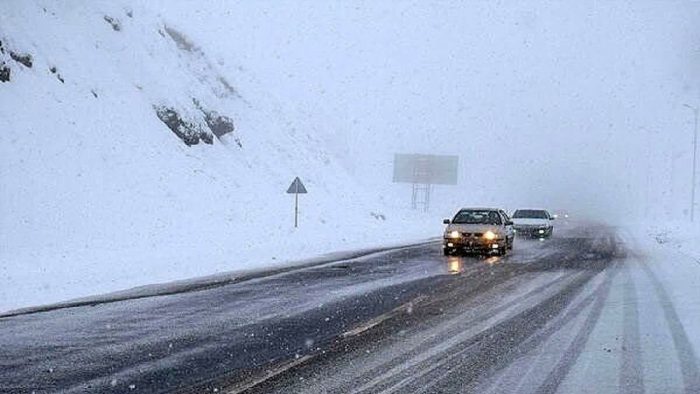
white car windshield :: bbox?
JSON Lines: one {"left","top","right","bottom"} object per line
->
{"left": 513, "top": 210, "right": 549, "bottom": 219}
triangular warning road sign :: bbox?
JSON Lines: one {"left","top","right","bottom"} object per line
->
{"left": 286, "top": 177, "right": 307, "bottom": 194}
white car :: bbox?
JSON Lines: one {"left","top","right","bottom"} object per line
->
{"left": 512, "top": 209, "right": 554, "bottom": 238}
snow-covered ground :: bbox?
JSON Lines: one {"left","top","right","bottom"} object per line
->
{"left": 0, "top": 1, "right": 438, "bottom": 313}
{"left": 635, "top": 222, "right": 700, "bottom": 348}
{"left": 2, "top": 0, "right": 697, "bottom": 326}
{"left": 554, "top": 225, "right": 700, "bottom": 393}
{"left": 466, "top": 223, "right": 700, "bottom": 393}
{"left": 643, "top": 221, "right": 700, "bottom": 261}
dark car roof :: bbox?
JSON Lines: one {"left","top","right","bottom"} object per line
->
{"left": 459, "top": 207, "right": 500, "bottom": 212}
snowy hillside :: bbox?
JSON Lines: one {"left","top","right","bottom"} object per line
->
{"left": 0, "top": 1, "right": 433, "bottom": 312}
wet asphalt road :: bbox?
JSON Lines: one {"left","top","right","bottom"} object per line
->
{"left": 246, "top": 224, "right": 629, "bottom": 394}
{"left": 0, "top": 223, "right": 636, "bottom": 393}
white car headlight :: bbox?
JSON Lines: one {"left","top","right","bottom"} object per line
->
{"left": 483, "top": 231, "right": 497, "bottom": 240}
{"left": 447, "top": 230, "right": 461, "bottom": 238}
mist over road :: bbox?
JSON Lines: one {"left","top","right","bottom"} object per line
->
{"left": 2, "top": 222, "right": 697, "bottom": 394}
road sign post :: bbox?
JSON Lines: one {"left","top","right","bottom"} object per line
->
{"left": 286, "top": 177, "right": 307, "bottom": 228}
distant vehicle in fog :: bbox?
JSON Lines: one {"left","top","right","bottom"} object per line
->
{"left": 442, "top": 208, "right": 514, "bottom": 256}
{"left": 552, "top": 210, "right": 570, "bottom": 220}
{"left": 512, "top": 209, "right": 554, "bottom": 238}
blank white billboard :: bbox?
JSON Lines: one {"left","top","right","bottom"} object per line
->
{"left": 392, "top": 154, "right": 459, "bottom": 185}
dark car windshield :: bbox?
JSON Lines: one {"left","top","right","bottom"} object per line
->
{"left": 452, "top": 210, "right": 502, "bottom": 225}
{"left": 513, "top": 210, "right": 549, "bottom": 219}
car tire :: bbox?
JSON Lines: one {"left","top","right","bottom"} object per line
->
{"left": 507, "top": 237, "right": 514, "bottom": 250}
{"left": 443, "top": 248, "right": 451, "bottom": 256}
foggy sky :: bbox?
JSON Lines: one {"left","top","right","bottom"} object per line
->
{"left": 152, "top": 0, "right": 700, "bottom": 221}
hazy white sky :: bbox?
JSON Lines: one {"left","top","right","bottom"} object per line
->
{"left": 151, "top": 0, "right": 700, "bottom": 219}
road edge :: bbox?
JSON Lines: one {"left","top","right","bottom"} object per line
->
{"left": 0, "top": 239, "right": 438, "bottom": 319}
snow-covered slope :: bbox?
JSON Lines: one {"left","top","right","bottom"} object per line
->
{"left": 0, "top": 1, "right": 434, "bottom": 312}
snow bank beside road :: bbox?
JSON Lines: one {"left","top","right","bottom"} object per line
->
{"left": 0, "top": 223, "right": 437, "bottom": 314}
{"left": 0, "top": 1, "right": 439, "bottom": 313}
{"left": 627, "top": 223, "right": 700, "bottom": 362}
{"left": 643, "top": 222, "right": 700, "bottom": 262}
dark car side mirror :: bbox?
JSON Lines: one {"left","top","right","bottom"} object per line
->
{"left": 506, "top": 220, "right": 514, "bottom": 226}
{"left": 550, "top": 217, "right": 555, "bottom": 220}
{"left": 443, "top": 219, "right": 450, "bottom": 224}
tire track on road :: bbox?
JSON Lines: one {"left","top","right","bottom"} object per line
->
{"left": 620, "top": 262, "right": 644, "bottom": 394}
{"left": 415, "top": 263, "right": 617, "bottom": 394}
{"left": 209, "top": 227, "right": 624, "bottom": 394}
{"left": 639, "top": 260, "right": 700, "bottom": 393}
{"left": 534, "top": 261, "right": 619, "bottom": 394}
{"left": 347, "top": 272, "right": 580, "bottom": 394}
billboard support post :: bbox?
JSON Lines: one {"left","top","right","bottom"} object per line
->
{"left": 393, "top": 154, "right": 458, "bottom": 212}
{"left": 411, "top": 183, "right": 431, "bottom": 212}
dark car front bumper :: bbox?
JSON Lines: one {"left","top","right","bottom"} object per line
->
{"left": 514, "top": 226, "right": 552, "bottom": 238}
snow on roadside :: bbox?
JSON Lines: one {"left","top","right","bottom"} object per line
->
{"left": 0, "top": 1, "right": 441, "bottom": 313}
{"left": 643, "top": 221, "right": 700, "bottom": 262}
{"left": 627, "top": 222, "right": 700, "bottom": 359}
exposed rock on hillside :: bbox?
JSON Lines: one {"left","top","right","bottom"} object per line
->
{"left": 154, "top": 106, "right": 213, "bottom": 146}
{"left": 164, "top": 26, "right": 196, "bottom": 53}
{"left": 204, "top": 111, "right": 234, "bottom": 139}
{"left": 0, "top": 63, "right": 9, "bottom": 82}
{"left": 103, "top": 15, "right": 121, "bottom": 31}
{"left": 191, "top": 98, "right": 241, "bottom": 146}
{"left": 49, "top": 66, "right": 64, "bottom": 83}
{"left": 10, "top": 51, "right": 32, "bottom": 68}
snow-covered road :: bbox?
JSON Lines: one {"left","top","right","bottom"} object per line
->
{"left": 245, "top": 224, "right": 700, "bottom": 394}
{"left": 1, "top": 222, "right": 698, "bottom": 393}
